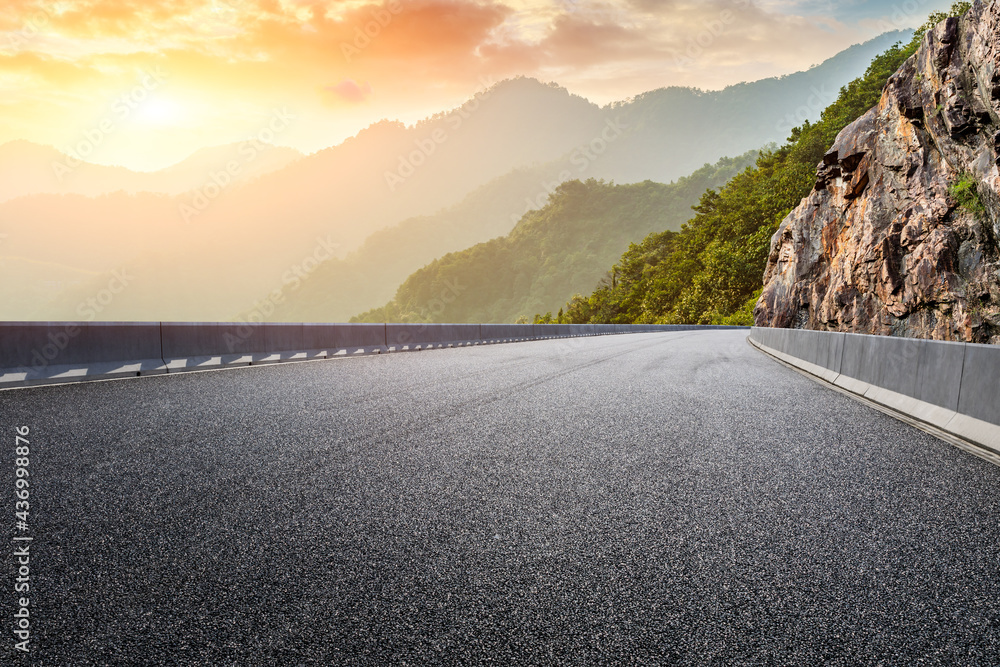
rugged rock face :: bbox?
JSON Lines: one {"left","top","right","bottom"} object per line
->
{"left": 756, "top": 1, "right": 1000, "bottom": 343}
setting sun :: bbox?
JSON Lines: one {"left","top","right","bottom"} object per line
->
{"left": 133, "top": 97, "right": 186, "bottom": 127}
{"left": 0, "top": 0, "right": 958, "bottom": 171}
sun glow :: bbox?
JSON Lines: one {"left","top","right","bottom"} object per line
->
{"left": 133, "top": 97, "right": 186, "bottom": 127}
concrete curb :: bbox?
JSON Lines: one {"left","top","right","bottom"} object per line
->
{"left": 0, "top": 322, "right": 749, "bottom": 390}
{"left": 748, "top": 329, "right": 1000, "bottom": 461}
{"left": 0, "top": 322, "right": 167, "bottom": 387}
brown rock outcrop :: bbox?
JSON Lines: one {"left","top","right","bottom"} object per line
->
{"left": 755, "top": 1, "right": 1000, "bottom": 343}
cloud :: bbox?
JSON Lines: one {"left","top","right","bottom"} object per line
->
{"left": 538, "top": 14, "right": 656, "bottom": 66}
{"left": 0, "top": 0, "right": 913, "bottom": 97}
{"left": 0, "top": 51, "right": 97, "bottom": 85}
{"left": 0, "top": 0, "right": 954, "bottom": 168}
{"left": 323, "top": 78, "right": 373, "bottom": 105}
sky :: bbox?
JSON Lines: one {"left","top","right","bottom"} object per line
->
{"left": 0, "top": 0, "right": 955, "bottom": 171}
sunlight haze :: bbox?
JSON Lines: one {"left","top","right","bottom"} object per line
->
{"left": 0, "top": 0, "right": 954, "bottom": 170}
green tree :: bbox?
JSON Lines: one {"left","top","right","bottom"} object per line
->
{"left": 562, "top": 11, "right": 970, "bottom": 326}
{"left": 915, "top": 2, "right": 971, "bottom": 38}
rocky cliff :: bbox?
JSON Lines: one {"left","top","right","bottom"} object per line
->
{"left": 755, "top": 1, "right": 1000, "bottom": 343}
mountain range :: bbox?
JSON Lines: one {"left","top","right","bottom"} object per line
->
{"left": 347, "top": 154, "right": 758, "bottom": 325}
{"left": 0, "top": 140, "right": 303, "bottom": 203}
{"left": 1, "top": 30, "right": 913, "bottom": 323}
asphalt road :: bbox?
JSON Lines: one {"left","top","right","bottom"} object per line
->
{"left": 4, "top": 330, "right": 1000, "bottom": 665}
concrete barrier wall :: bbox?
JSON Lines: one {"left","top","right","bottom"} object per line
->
{"left": 263, "top": 323, "right": 306, "bottom": 359}
{"left": 481, "top": 324, "right": 533, "bottom": 341}
{"left": 0, "top": 322, "right": 165, "bottom": 383}
{"left": 534, "top": 324, "right": 572, "bottom": 338}
{"left": 314, "top": 323, "right": 386, "bottom": 352}
{"left": 386, "top": 324, "right": 482, "bottom": 348}
{"left": 0, "top": 322, "right": 162, "bottom": 368}
{"left": 837, "top": 334, "right": 966, "bottom": 411}
{"left": 957, "top": 343, "right": 1000, "bottom": 426}
{"left": 0, "top": 322, "right": 747, "bottom": 388}
{"left": 750, "top": 326, "right": 999, "bottom": 451}
{"left": 162, "top": 322, "right": 267, "bottom": 358}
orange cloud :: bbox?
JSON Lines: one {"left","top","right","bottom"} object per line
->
{"left": 323, "top": 78, "right": 373, "bottom": 105}
{"left": 0, "top": 0, "right": 934, "bottom": 169}
{"left": 0, "top": 51, "right": 97, "bottom": 86}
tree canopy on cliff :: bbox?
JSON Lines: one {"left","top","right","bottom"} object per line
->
{"left": 350, "top": 153, "right": 757, "bottom": 324}
{"left": 552, "top": 4, "right": 971, "bottom": 326}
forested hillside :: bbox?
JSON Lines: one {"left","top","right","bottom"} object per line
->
{"left": 258, "top": 33, "right": 908, "bottom": 325}
{"left": 551, "top": 6, "right": 970, "bottom": 326}
{"left": 352, "top": 153, "right": 757, "bottom": 324}
{"left": 261, "top": 163, "right": 573, "bottom": 323}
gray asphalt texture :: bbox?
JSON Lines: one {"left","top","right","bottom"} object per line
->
{"left": 4, "top": 330, "right": 1000, "bottom": 665}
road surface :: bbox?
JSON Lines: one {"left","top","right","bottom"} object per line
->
{"left": 3, "top": 330, "right": 999, "bottom": 664}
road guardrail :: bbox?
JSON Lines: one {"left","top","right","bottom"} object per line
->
{"left": 749, "top": 327, "right": 1000, "bottom": 455}
{"left": 0, "top": 322, "right": 746, "bottom": 389}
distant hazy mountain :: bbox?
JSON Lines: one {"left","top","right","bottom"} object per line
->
{"left": 591, "top": 30, "right": 914, "bottom": 184}
{"left": 169, "top": 78, "right": 608, "bottom": 255}
{"left": 256, "top": 164, "right": 562, "bottom": 323}
{"left": 1, "top": 30, "right": 913, "bottom": 322}
{"left": 266, "top": 31, "right": 914, "bottom": 324}
{"left": 0, "top": 140, "right": 302, "bottom": 202}
{"left": 152, "top": 144, "right": 304, "bottom": 194}
{"left": 1, "top": 80, "right": 607, "bottom": 321}
{"left": 348, "top": 153, "right": 759, "bottom": 325}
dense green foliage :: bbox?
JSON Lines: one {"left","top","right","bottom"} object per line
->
{"left": 355, "top": 4, "right": 970, "bottom": 328}
{"left": 352, "top": 153, "right": 757, "bottom": 324}
{"left": 950, "top": 171, "right": 986, "bottom": 218}
{"left": 554, "top": 3, "right": 973, "bottom": 326}
{"left": 551, "top": 42, "right": 931, "bottom": 325}
{"left": 915, "top": 2, "right": 971, "bottom": 38}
